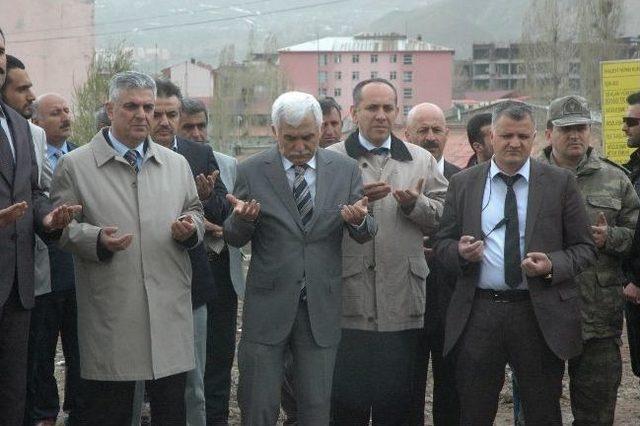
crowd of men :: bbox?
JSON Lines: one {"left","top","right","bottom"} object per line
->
{"left": 3, "top": 24, "right": 640, "bottom": 426}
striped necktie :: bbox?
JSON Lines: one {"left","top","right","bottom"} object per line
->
{"left": 293, "top": 164, "right": 313, "bottom": 226}
{"left": 124, "top": 150, "right": 139, "bottom": 173}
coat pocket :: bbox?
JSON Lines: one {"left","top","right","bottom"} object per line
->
{"left": 407, "top": 256, "right": 428, "bottom": 316}
{"left": 341, "top": 255, "right": 366, "bottom": 317}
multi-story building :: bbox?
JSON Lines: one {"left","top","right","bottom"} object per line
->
{"left": 278, "top": 33, "right": 454, "bottom": 119}
{"left": 161, "top": 58, "right": 215, "bottom": 103}
{"left": 5, "top": 0, "right": 94, "bottom": 100}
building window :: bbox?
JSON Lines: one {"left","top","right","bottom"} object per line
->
{"left": 318, "top": 71, "right": 328, "bottom": 83}
{"left": 319, "top": 87, "right": 328, "bottom": 96}
{"left": 352, "top": 71, "right": 360, "bottom": 81}
{"left": 403, "top": 105, "right": 413, "bottom": 116}
{"left": 334, "top": 54, "right": 342, "bottom": 64}
{"left": 403, "top": 88, "right": 413, "bottom": 99}
{"left": 371, "top": 54, "right": 378, "bottom": 63}
{"left": 390, "top": 54, "right": 397, "bottom": 63}
{"left": 403, "top": 71, "right": 413, "bottom": 82}
{"left": 352, "top": 54, "right": 360, "bottom": 63}
{"left": 334, "top": 88, "right": 342, "bottom": 97}
{"left": 389, "top": 71, "right": 397, "bottom": 80}
{"left": 403, "top": 54, "right": 413, "bottom": 65}
{"left": 371, "top": 71, "right": 378, "bottom": 79}
{"left": 335, "top": 71, "right": 342, "bottom": 80}
{"left": 320, "top": 54, "right": 329, "bottom": 66}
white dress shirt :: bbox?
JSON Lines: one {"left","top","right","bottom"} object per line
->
{"left": 281, "top": 154, "right": 318, "bottom": 200}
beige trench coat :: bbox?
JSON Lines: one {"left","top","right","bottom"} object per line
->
{"left": 329, "top": 136, "right": 448, "bottom": 331}
{"left": 51, "top": 130, "right": 204, "bottom": 381}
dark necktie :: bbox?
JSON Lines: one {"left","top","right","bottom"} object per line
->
{"left": 293, "top": 164, "right": 313, "bottom": 226}
{"left": 498, "top": 173, "right": 522, "bottom": 288}
{"left": 0, "top": 111, "right": 15, "bottom": 180}
{"left": 124, "top": 149, "right": 139, "bottom": 173}
{"left": 369, "top": 147, "right": 389, "bottom": 156}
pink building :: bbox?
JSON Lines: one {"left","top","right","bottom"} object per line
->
{"left": 3, "top": 0, "right": 94, "bottom": 101}
{"left": 161, "top": 59, "right": 215, "bottom": 104}
{"left": 278, "top": 34, "right": 454, "bottom": 121}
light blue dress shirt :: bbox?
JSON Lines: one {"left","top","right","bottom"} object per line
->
{"left": 109, "top": 130, "right": 145, "bottom": 171}
{"left": 46, "top": 141, "right": 69, "bottom": 172}
{"left": 281, "top": 154, "right": 317, "bottom": 200}
{"left": 478, "top": 158, "right": 530, "bottom": 291}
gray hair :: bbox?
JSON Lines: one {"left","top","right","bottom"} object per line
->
{"left": 31, "top": 93, "right": 65, "bottom": 121}
{"left": 108, "top": 71, "right": 156, "bottom": 102}
{"left": 271, "top": 91, "right": 322, "bottom": 130}
{"left": 182, "top": 97, "right": 209, "bottom": 125}
{"left": 492, "top": 100, "right": 535, "bottom": 127}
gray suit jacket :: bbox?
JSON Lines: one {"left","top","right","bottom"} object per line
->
{"left": 0, "top": 102, "right": 51, "bottom": 309}
{"left": 435, "top": 159, "right": 597, "bottom": 360}
{"left": 224, "top": 146, "right": 376, "bottom": 347}
{"left": 212, "top": 150, "right": 245, "bottom": 297}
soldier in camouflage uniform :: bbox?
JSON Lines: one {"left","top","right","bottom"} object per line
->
{"left": 538, "top": 95, "right": 640, "bottom": 426}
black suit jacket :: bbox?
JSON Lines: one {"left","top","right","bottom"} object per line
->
{"left": 434, "top": 159, "right": 596, "bottom": 360}
{"left": 0, "top": 101, "right": 52, "bottom": 308}
{"left": 175, "top": 137, "right": 230, "bottom": 307}
{"left": 442, "top": 159, "right": 461, "bottom": 180}
{"left": 47, "top": 142, "right": 77, "bottom": 293}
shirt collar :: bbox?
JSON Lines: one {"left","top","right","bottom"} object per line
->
{"left": 281, "top": 153, "right": 317, "bottom": 171}
{"left": 489, "top": 157, "right": 531, "bottom": 182}
{"left": 358, "top": 133, "right": 391, "bottom": 152}
{"left": 171, "top": 137, "right": 178, "bottom": 151}
{"left": 47, "top": 141, "right": 69, "bottom": 157}
{"left": 109, "top": 130, "right": 145, "bottom": 159}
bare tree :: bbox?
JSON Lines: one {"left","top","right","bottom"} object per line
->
{"left": 577, "top": 0, "right": 625, "bottom": 107}
{"left": 71, "top": 44, "right": 134, "bottom": 145}
{"left": 519, "top": 0, "right": 577, "bottom": 102}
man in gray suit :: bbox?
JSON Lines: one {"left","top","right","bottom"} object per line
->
{"left": 224, "top": 91, "right": 376, "bottom": 425}
{"left": 178, "top": 97, "right": 245, "bottom": 425}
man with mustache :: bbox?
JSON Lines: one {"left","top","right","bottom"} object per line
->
{"left": 329, "top": 80, "right": 447, "bottom": 424}
{"left": 404, "top": 102, "right": 459, "bottom": 426}
{"left": 20, "top": 93, "right": 83, "bottom": 426}
{"left": 318, "top": 96, "right": 343, "bottom": 148}
{"left": 538, "top": 95, "right": 639, "bottom": 425}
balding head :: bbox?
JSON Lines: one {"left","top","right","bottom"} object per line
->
{"left": 404, "top": 103, "right": 448, "bottom": 161}
{"left": 33, "top": 93, "right": 72, "bottom": 147}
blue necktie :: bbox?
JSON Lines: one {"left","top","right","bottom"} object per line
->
{"left": 124, "top": 150, "right": 139, "bottom": 173}
{"left": 369, "top": 147, "right": 389, "bottom": 156}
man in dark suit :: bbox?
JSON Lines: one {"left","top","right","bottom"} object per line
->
{"left": 23, "top": 93, "right": 82, "bottom": 426}
{"left": 140, "top": 79, "right": 229, "bottom": 426}
{"left": 224, "top": 91, "right": 375, "bottom": 425}
{"left": 404, "top": 102, "right": 459, "bottom": 426}
{"left": 434, "top": 100, "right": 596, "bottom": 424}
{"left": 465, "top": 112, "right": 493, "bottom": 169}
{"left": 0, "top": 27, "right": 80, "bottom": 426}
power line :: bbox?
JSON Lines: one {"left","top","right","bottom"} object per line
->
{"left": 12, "top": 0, "right": 353, "bottom": 44}
{"left": 9, "top": 0, "right": 275, "bottom": 36}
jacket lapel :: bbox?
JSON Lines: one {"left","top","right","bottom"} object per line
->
{"left": 525, "top": 159, "right": 545, "bottom": 251}
{"left": 264, "top": 148, "right": 304, "bottom": 231}
{"left": 468, "top": 162, "right": 490, "bottom": 239}
{"left": 304, "top": 148, "right": 332, "bottom": 230}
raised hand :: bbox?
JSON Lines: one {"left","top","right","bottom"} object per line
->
{"left": 43, "top": 204, "right": 83, "bottom": 231}
{"left": 458, "top": 235, "right": 483, "bottom": 262}
{"left": 227, "top": 194, "right": 260, "bottom": 222}
{"left": 205, "top": 219, "right": 224, "bottom": 238}
{"left": 99, "top": 226, "right": 133, "bottom": 252}
{"left": 521, "top": 252, "right": 552, "bottom": 277}
{"left": 196, "top": 170, "right": 220, "bottom": 201}
{"left": 0, "top": 201, "right": 28, "bottom": 228}
{"left": 341, "top": 196, "right": 368, "bottom": 226}
{"left": 590, "top": 211, "right": 608, "bottom": 248}
{"left": 392, "top": 177, "right": 425, "bottom": 208}
{"left": 171, "top": 215, "right": 197, "bottom": 242}
{"left": 363, "top": 181, "right": 391, "bottom": 202}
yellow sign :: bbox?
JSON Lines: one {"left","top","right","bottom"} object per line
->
{"left": 601, "top": 59, "right": 640, "bottom": 164}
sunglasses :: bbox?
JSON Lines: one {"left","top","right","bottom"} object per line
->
{"left": 623, "top": 117, "right": 640, "bottom": 127}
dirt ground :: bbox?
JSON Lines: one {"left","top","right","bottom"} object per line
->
{"left": 55, "top": 311, "right": 640, "bottom": 425}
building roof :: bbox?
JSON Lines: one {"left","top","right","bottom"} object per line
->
{"left": 279, "top": 34, "right": 453, "bottom": 53}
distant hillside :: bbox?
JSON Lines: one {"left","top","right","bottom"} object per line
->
{"left": 371, "top": 0, "right": 640, "bottom": 59}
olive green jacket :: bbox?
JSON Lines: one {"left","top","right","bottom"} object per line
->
{"left": 539, "top": 146, "right": 640, "bottom": 340}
